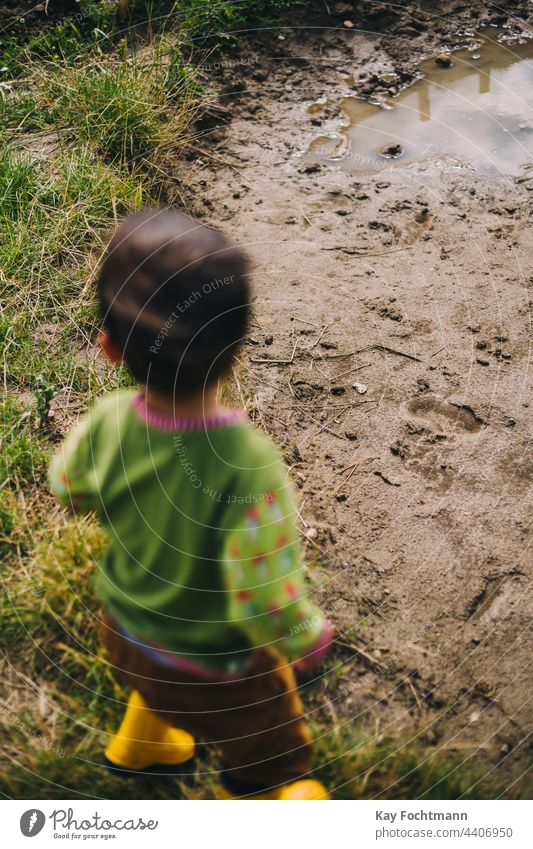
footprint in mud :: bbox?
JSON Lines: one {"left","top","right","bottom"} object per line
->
{"left": 467, "top": 572, "right": 524, "bottom": 623}
{"left": 292, "top": 380, "right": 322, "bottom": 401}
{"left": 406, "top": 396, "right": 484, "bottom": 434}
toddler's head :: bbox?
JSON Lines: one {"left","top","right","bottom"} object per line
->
{"left": 97, "top": 209, "right": 250, "bottom": 397}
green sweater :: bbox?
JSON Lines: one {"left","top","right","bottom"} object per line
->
{"left": 49, "top": 390, "right": 328, "bottom": 670}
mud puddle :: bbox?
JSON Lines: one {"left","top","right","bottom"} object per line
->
{"left": 309, "top": 29, "right": 533, "bottom": 176}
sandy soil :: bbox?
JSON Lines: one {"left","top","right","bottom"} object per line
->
{"left": 168, "top": 1, "right": 533, "bottom": 790}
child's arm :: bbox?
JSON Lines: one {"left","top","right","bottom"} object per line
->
{"left": 48, "top": 415, "right": 99, "bottom": 514}
{"left": 221, "top": 488, "right": 333, "bottom": 669}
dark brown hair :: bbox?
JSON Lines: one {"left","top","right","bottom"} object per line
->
{"left": 97, "top": 209, "right": 250, "bottom": 395}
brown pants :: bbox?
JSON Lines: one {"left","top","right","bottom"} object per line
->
{"left": 101, "top": 615, "right": 312, "bottom": 792}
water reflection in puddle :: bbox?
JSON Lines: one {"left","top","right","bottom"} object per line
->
{"left": 309, "top": 31, "right": 533, "bottom": 175}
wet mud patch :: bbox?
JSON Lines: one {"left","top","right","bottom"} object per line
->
{"left": 309, "top": 28, "right": 533, "bottom": 176}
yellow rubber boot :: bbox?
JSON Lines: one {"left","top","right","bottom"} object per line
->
{"left": 279, "top": 780, "right": 329, "bottom": 799}
{"left": 104, "top": 690, "right": 195, "bottom": 772}
{"left": 216, "top": 779, "right": 329, "bottom": 800}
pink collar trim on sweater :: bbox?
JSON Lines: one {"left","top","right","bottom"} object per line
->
{"left": 132, "top": 392, "right": 246, "bottom": 432}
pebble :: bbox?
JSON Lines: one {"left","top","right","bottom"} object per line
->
{"left": 435, "top": 52, "right": 453, "bottom": 67}
{"left": 379, "top": 143, "right": 403, "bottom": 159}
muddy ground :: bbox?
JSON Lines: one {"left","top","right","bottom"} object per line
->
{"left": 168, "top": 1, "right": 532, "bottom": 792}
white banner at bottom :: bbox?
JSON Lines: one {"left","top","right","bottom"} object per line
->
{"left": 3, "top": 799, "right": 531, "bottom": 849}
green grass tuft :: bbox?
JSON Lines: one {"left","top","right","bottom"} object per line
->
{"left": 0, "top": 397, "right": 47, "bottom": 488}
{"left": 312, "top": 727, "right": 510, "bottom": 800}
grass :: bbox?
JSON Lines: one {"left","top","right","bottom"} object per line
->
{"left": 0, "top": 0, "right": 525, "bottom": 801}
{"left": 0, "top": 147, "right": 143, "bottom": 396}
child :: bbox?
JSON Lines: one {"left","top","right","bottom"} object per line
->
{"left": 49, "top": 209, "right": 333, "bottom": 800}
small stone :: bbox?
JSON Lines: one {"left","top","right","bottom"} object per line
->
{"left": 378, "top": 143, "right": 403, "bottom": 159}
{"left": 343, "top": 20, "right": 355, "bottom": 29}
{"left": 345, "top": 432, "right": 358, "bottom": 441}
{"left": 352, "top": 382, "right": 368, "bottom": 394}
{"left": 435, "top": 52, "right": 453, "bottom": 67}
{"left": 305, "top": 527, "right": 318, "bottom": 539}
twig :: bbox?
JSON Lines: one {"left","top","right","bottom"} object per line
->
{"left": 313, "top": 349, "right": 367, "bottom": 361}
{"left": 292, "top": 317, "right": 320, "bottom": 327}
{"left": 329, "top": 363, "right": 370, "bottom": 382}
{"left": 321, "top": 244, "right": 415, "bottom": 258}
{"left": 314, "top": 344, "right": 422, "bottom": 363}
{"left": 336, "top": 638, "right": 386, "bottom": 672}
{"left": 368, "top": 344, "right": 423, "bottom": 363}
{"left": 337, "top": 459, "right": 360, "bottom": 476}
{"left": 334, "top": 453, "right": 380, "bottom": 493}
{"left": 295, "top": 500, "right": 309, "bottom": 529}
{"left": 313, "top": 362, "right": 330, "bottom": 382}
{"left": 251, "top": 338, "right": 298, "bottom": 366}
{"left": 334, "top": 461, "right": 360, "bottom": 494}
{"left": 403, "top": 677, "right": 423, "bottom": 711}
{"left": 293, "top": 403, "right": 346, "bottom": 440}
{"left": 188, "top": 143, "right": 259, "bottom": 171}
{"left": 308, "top": 321, "right": 336, "bottom": 350}
{"left": 374, "top": 470, "right": 401, "bottom": 487}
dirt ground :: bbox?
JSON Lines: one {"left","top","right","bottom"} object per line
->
{"left": 169, "top": 2, "right": 533, "bottom": 791}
